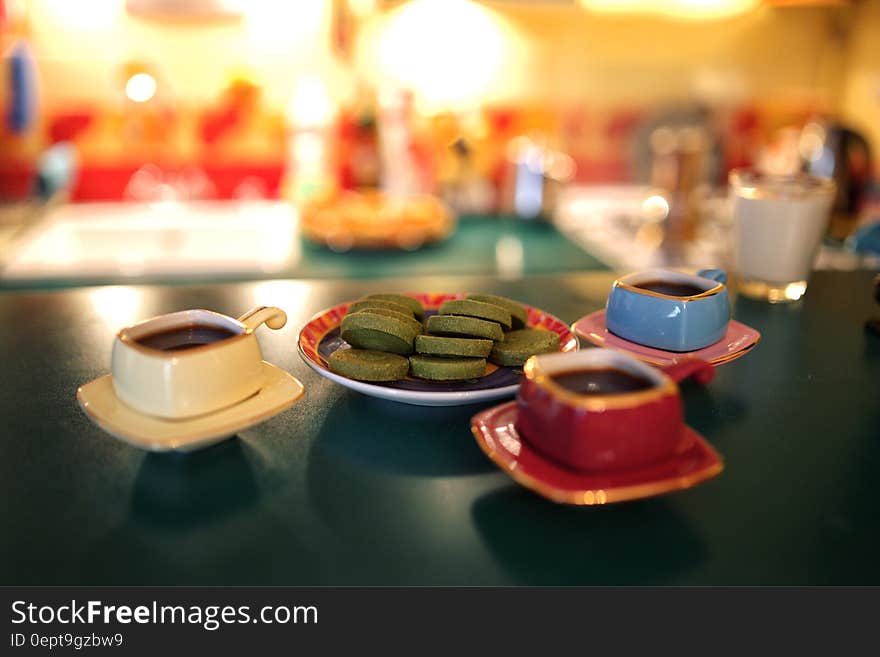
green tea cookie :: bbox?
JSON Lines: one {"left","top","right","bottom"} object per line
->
{"left": 438, "top": 299, "right": 512, "bottom": 330}
{"left": 467, "top": 294, "right": 528, "bottom": 329}
{"left": 328, "top": 349, "right": 409, "bottom": 381}
{"left": 338, "top": 328, "right": 413, "bottom": 355}
{"left": 348, "top": 306, "right": 423, "bottom": 335}
{"left": 425, "top": 314, "right": 504, "bottom": 341}
{"left": 363, "top": 294, "right": 425, "bottom": 320}
{"left": 347, "top": 298, "right": 414, "bottom": 318}
{"left": 414, "top": 335, "right": 493, "bottom": 358}
{"left": 340, "top": 312, "right": 421, "bottom": 355}
{"left": 409, "top": 355, "right": 487, "bottom": 381}
{"left": 489, "top": 328, "right": 561, "bottom": 367}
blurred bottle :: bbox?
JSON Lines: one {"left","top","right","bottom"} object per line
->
{"left": 6, "top": 40, "right": 36, "bottom": 135}
{"left": 649, "top": 125, "right": 711, "bottom": 246}
{"left": 441, "top": 136, "right": 494, "bottom": 214}
{"left": 282, "top": 77, "right": 337, "bottom": 204}
{"left": 800, "top": 119, "right": 874, "bottom": 241}
{"left": 377, "top": 88, "right": 431, "bottom": 196}
{"left": 338, "top": 85, "right": 382, "bottom": 191}
{"left": 500, "top": 134, "right": 574, "bottom": 221}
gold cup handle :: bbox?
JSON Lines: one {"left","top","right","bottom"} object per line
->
{"left": 238, "top": 306, "right": 287, "bottom": 332}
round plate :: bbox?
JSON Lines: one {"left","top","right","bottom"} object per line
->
{"left": 297, "top": 293, "right": 578, "bottom": 406}
{"left": 76, "top": 361, "right": 304, "bottom": 452}
{"left": 572, "top": 309, "right": 760, "bottom": 367}
{"left": 471, "top": 401, "right": 724, "bottom": 505}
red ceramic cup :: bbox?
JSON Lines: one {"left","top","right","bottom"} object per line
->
{"left": 516, "top": 348, "right": 714, "bottom": 472}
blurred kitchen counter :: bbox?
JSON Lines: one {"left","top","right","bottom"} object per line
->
{"left": 554, "top": 185, "right": 880, "bottom": 274}
{"left": 0, "top": 200, "right": 607, "bottom": 290}
{"left": 0, "top": 201, "right": 43, "bottom": 262}
{"left": 6, "top": 189, "right": 874, "bottom": 293}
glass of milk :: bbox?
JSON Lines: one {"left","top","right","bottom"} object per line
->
{"left": 729, "top": 169, "right": 835, "bottom": 303}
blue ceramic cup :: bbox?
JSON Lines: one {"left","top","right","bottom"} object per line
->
{"left": 605, "top": 268, "right": 730, "bottom": 352}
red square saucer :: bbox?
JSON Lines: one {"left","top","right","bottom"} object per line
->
{"left": 572, "top": 309, "right": 760, "bottom": 367}
{"left": 471, "top": 401, "right": 724, "bottom": 505}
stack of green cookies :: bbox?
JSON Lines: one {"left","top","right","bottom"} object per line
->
{"left": 330, "top": 294, "right": 425, "bottom": 382}
{"left": 424, "top": 294, "right": 560, "bottom": 373}
{"left": 328, "top": 293, "right": 560, "bottom": 383}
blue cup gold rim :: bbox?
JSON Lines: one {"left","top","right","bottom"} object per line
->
{"left": 612, "top": 268, "right": 727, "bottom": 302}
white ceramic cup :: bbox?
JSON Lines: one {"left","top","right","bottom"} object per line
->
{"left": 111, "top": 306, "right": 287, "bottom": 419}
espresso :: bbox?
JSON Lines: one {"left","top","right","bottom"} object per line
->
{"left": 136, "top": 324, "right": 239, "bottom": 352}
{"left": 635, "top": 280, "right": 705, "bottom": 297}
{"left": 550, "top": 368, "right": 654, "bottom": 395}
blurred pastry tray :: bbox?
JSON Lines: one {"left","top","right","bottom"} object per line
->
{"left": 300, "top": 190, "right": 456, "bottom": 251}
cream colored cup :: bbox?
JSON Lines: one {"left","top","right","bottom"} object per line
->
{"left": 111, "top": 306, "right": 287, "bottom": 419}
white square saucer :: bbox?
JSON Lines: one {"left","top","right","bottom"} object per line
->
{"left": 77, "top": 361, "right": 304, "bottom": 452}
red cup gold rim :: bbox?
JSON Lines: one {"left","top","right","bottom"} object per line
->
{"left": 522, "top": 353, "right": 678, "bottom": 411}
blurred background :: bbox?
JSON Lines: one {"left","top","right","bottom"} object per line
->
{"left": 1, "top": 0, "right": 879, "bottom": 288}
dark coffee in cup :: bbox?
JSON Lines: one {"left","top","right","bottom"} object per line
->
{"left": 136, "top": 324, "right": 239, "bottom": 352}
{"left": 550, "top": 367, "right": 654, "bottom": 395}
{"left": 635, "top": 280, "right": 705, "bottom": 297}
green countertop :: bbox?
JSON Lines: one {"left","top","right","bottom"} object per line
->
{"left": 296, "top": 215, "right": 607, "bottom": 279}
{"left": 2, "top": 270, "right": 879, "bottom": 585}
{"left": 0, "top": 214, "right": 607, "bottom": 291}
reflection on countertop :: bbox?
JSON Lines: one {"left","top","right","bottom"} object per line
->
{"left": 1, "top": 199, "right": 300, "bottom": 283}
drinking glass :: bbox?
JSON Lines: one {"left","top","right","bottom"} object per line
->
{"left": 729, "top": 169, "right": 835, "bottom": 303}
